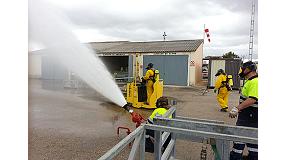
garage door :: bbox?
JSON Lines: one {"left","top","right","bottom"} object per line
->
{"left": 143, "top": 55, "right": 188, "bottom": 86}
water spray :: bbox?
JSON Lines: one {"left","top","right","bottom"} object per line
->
{"left": 29, "top": 0, "right": 145, "bottom": 129}
{"left": 29, "top": 0, "right": 127, "bottom": 106}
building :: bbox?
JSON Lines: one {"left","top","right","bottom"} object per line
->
{"left": 29, "top": 39, "right": 204, "bottom": 86}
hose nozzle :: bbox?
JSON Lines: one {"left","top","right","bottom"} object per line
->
{"left": 122, "top": 103, "right": 133, "bottom": 113}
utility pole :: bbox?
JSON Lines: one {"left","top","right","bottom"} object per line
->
{"left": 203, "top": 24, "right": 205, "bottom": 41}
{"left": 163, "top": 32, "right": 167, "bottom": 41}
{"left": 248, "top": 0, "right": 255, "bottom": 61}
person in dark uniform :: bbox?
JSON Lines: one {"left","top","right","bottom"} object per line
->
{"left": 229, "top": 61, "right": 258, "bottom": 160}
{"left": 145, "top": 97, "right": 172, "bottom": 153}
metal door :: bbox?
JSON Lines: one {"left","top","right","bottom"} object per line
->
{"left": 225, "top": 59, "right": 241, "bottom": 89}
{"left": 209, "top": 60, "right": 225, "bottom": 87}
{"left": 143, "top": 55, "right": 188, "bottom": 86}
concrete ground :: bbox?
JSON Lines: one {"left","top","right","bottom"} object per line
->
{"left": 29, "top": 79, "right": 239, "bottom": 160}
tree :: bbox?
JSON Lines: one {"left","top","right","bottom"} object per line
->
{"left": 222, "top": 51, "right": 240, "bottom": 58}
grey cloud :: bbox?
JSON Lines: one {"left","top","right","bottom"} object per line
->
{"left": 48, "top": 0, "right": 258, "bottom": 56}
{"left": 209, "top": 0, "right": 258, "bottom": 13}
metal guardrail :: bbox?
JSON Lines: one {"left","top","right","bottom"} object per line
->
{"left": 114, "top": 77, "right": 134, "bottom": 80}
{"left": 98, "top": 126, "right": 145, "bottom": 160}
{"left": 99, "top": 107, "right": 258, "bottom": 160}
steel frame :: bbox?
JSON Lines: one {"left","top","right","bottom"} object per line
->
{"left": 99, "top": 107, "right": 257, "bottom": 160}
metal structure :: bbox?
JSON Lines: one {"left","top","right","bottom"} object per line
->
{"left": 248, "top": 0, "right": 256, "bottom": 61}
{"left": 163, "top": 32, "right": 167, "bottom": 41}
{"left": 99, "top": 107, "right": 257, "bottom": 160}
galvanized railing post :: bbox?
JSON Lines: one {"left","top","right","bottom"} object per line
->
{"left": 154, "top": 130, "right": 162, "bottom": 160}
{"left": 221, "top": 140, "right": 230, "bottom": 160}
{"left": 171, "top": 108, "right": 176, "bottom": 157}
{"left": 128, "top": 132, "right": 143, "bottom": 160}
{"left": 139, "top": 129, "right": 146, "bottom": 160}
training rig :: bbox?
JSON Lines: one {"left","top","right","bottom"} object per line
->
{"left": 125, "top": 53, "right": 163, "bottom": 109}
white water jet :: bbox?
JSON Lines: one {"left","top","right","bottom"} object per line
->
{"left": 29, "top": 0, "right": 127, "bottom": 106}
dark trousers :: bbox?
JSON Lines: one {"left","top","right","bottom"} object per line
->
{"left": 230, "top": 118, "right": 258, "bottom": 160}
{"left": 145, "top": 129, "right": 171, "bottom": 153}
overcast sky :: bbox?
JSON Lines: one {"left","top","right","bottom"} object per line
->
{"left": 43, "top": 0, "right": 258, "bottom": 58}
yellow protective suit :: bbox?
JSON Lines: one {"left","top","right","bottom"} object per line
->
{"left": 214, "top": 74, "right": 229, "bottom": 110}
{"left": 143, "top": 69, "right": 154, "bottom": 104}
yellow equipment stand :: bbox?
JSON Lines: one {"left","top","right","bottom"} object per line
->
{"left": 125, "top": 53, "right": 163, "bottom": 109}
{"left": 126, "top": 79, "right": 163, "bottom": 109}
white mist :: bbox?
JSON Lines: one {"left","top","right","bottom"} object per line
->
{"left": 29, "top": 0, "right": 127, "bottom": 107}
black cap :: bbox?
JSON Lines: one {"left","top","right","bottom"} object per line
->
{"left": 215, "top": 69, "right": 224, "bottom": 76}
{"left": 146, "top": 63, "right": 153, "bottom": 69}
{"left": 242, "top": 61, "right": 257, "bottom": 71}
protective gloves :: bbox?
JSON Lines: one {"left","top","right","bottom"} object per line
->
{"left": 229, "top": 107, "right": 239, "bottom": 118}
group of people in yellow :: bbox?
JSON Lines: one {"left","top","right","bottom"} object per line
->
{"left": 144, "top": 61, "right": 258, "bottom": 158}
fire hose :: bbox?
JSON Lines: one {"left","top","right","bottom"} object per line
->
{"left": 122, "top": 103, "right": 146, "bottom": 128}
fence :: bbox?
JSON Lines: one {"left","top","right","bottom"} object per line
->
{"left": 99, "top": 107, "right": 257, "bottom": 160}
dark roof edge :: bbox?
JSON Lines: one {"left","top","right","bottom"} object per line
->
{"left": 88, "top": 39, "right": 204, "bottom": 44}
{"left": 97, "top": 50, "right": 196, "bottom": 54}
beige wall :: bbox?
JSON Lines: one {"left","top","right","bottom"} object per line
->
{"left": 132, "top": 54, "right": 144, "bottom": 79}
{"left": 189, "top": 66, "right": 196, "bottom": 85}
{"left": 29, "top": 53, "right": 41, "bottom": 78}
{"left": 189, "top": 43, "right": 203, "bottom": 85}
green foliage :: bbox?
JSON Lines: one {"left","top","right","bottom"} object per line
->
{"left": 222, "top": 51, "right": 240, "bottom": 58}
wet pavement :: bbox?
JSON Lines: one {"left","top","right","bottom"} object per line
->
{"left": 29, "top": 79, "right": 239, "bottom": 160}
{"left": 29, "top": 79, "right": 153, "bottom": 160}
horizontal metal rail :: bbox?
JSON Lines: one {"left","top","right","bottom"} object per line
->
{"left": 176, "top": 116, "right": 224, "bottom": 124}
{"left": 145, "top": 124, "right": 257, "bottom": 144}
{"left": 114, "top": 77, "right": 133, "bottom": 80}
{"left": 154, "top": 117, "right": 257, "bottom": 139}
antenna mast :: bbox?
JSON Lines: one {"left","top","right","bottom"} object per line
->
{"left": 248, "top": 0, "right": 255, "bottom": 61}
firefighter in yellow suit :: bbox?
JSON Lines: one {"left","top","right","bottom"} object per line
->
{"left": 214, "top": 69, "right": 229, "bottom": 112}
{"left": 142, "top": 63, "right": 155, "bottom": 104}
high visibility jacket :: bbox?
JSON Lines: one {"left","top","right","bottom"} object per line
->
{"left": 237, "top": 75, "right": 258, "bottom": 126}
{"left": 147, "top": 108, "right": 172, "bottom": 124}
{"left": 214, "top": 74, "right": 228, "bottom": 93}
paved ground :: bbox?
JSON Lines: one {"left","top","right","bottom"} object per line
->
{"left": 29, "top": 79, "right": 240, "bottom": 160}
